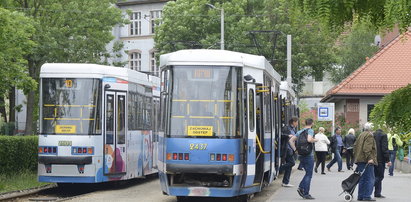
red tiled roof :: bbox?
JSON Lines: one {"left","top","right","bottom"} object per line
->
{"left": 323, "top": 32, "right": 411, "bottom": 101}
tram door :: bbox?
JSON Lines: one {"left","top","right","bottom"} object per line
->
{"left": 104, "top": 91, "right": 127, "bottom": 175}
{"left": 244, "top": 84, "right": 257, "bottom": 187}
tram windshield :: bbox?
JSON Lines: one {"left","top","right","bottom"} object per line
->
{"left": 41, "top": 78, "right": 102, "bottom": 135}
{"left": 168, "top": 66, "right": 241, "bottom": 138}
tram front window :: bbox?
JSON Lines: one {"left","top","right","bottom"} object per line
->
{"left": 41, "top": 78, "right": 102, "bottom": 135}
{"left": 169, "top": 66, "right": 240, "bottom": 138}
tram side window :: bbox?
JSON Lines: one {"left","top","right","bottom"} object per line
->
{"left": 128, "top": 91, "right": 137, "bottom": 130}
{"left": 117, "top": 95, "right": 126, "bottom": 144}
{"left": 249, "top": 89, "right": 255, "bottom": 132}
{"left": 128, "top": 83, "right": 153, "bottom": 131}
{"left": 106, "top": 94, "right": 114, "bottom": 144}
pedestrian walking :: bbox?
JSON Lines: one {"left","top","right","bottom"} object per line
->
{"left": 280, "top": 117, "right": 298, "bottom": 187}
{"left": 387, "top": 132, "right": 403, "bottom": 176}
{"left": 314, "top": 127, "right": 330, "bottom": 174}
{"left": 327, "top": 127, "right": 344, "bottom": 172}
{"left": 373, "top": 129, "right": 391, "bottom": 198}
{"left": 290, "top": 118, "right": 318, "bottom": 200}
{"left": 343, "top": 128, "right": 356, "bottom": 170}
{"left": 353, "top": 122, "right": 378, "bottom": 201}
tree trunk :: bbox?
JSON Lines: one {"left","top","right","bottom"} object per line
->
{"left": 24, "top": 90, "right": 35, "bottom": 135}
{"left": 25, "top": 59, "right": 40, "bottom": 135}
{"left": 0, "top": 95, "right": 7, "bottom": 123}
{"left": 9, "top": 87, "right": 15, "bottom": 123}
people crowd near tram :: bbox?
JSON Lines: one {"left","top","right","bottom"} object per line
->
{"left": 279, "top": 119, "right": 404, "bottom": 200}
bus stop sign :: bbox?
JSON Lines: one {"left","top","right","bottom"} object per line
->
{"left": 317, "top": 103, "right": 334, "bottom": 121}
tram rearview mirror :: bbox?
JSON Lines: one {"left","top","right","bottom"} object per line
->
{"left": 104, "top": 84, "right": 111, "bottom": 89}
{"left": 244, "top": 74, "right": 255, "bottom": 82}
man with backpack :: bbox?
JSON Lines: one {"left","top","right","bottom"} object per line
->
{"left": 387, "top": 132, "right": 403, "bottom": 176}
{"left": 290, "top": 118, "right": 318, "bottom": 200}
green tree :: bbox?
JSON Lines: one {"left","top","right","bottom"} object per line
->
{"left": 2, "top": 0, "right": 126, "bottom": 135}
{"left": 330, "top": 20, "right": 379, "bottom": 83}
{"left": 295, "top": 0, "right": 411, "bottom": 32}
{"left": 370, "top": 84, "right": 411, "bottom": 134}
{"left": 155, "top": 0, "right": 336, "bottom": 91}
{"left": 0, "top": 7, "right": 36, "bottom": 125}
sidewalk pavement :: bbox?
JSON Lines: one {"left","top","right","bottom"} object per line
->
{"left": 267, "top": 167, "right": 411, "bottom": 202}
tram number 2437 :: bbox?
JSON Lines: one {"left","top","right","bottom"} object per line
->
{"left": 189, "top": 143, "right": 208, "bottom": 150}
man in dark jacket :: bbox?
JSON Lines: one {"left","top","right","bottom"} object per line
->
{"left": 327, "top": 127, "right": 344, "bottom": 172}
{"left": 373, "top": 129, "right": 391, "bottom": 198}
{"left": 280, "top": 117, "right": 298, "bottom": 187}
{"left": 343, "top": 128, "right": 356, "bottom": 170}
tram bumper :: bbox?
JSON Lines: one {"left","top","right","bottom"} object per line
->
{"left": 166, "top": 164, "right": 233, "bottom": 174}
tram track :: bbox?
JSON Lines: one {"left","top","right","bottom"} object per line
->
{"left": 1, "top": 174, "right": 159, "bottom": 202}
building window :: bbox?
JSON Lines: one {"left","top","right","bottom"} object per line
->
{"left": 130, "top": 12, "right": 141, "bottom": 36}
{"left": 367, "top": 104, "right": 375, "bottom": 121}
{"left": 150, "top": 52, "right": 158, "bottom": 76}
{"left": 150, "top": 10, "right": 162, "bottom": 34}
{"left": 129, "top": 52, "right": 141, "bottom": 71}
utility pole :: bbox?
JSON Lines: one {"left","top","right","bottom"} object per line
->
{"left": 287, "top": 35, "right": 292, "bottom": 84}
{"left": 206, "top": 3, "right": 224, "bottom": 50}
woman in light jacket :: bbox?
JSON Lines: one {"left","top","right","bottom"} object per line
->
{"left": 314, "top": 127, "right": 330, "bottom": 174}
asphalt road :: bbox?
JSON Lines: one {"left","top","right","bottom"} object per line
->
{"left": 67, "top": 167, "right": 411, "bottom": 202}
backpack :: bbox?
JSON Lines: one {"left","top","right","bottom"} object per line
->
{"left": 296, "top": 129, "right": 313, "bottom": 156}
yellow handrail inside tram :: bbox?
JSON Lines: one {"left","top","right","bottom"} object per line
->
{"left": 255, "top": 134, "right": 270, "bottom": 154}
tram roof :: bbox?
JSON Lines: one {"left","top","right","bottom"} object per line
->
{"left": 160, "top": 49, "right": 281, "bottom": 82}
{"left": 40, "top": 63, "right": 155, "bottom": 85}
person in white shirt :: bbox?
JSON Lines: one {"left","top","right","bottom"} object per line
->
{"left": 314, "top": 127, "right": 330, "bottom": 174}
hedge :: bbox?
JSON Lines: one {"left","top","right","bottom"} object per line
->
{"left": 0, "top": 136, "right": 38, "bottom": 174}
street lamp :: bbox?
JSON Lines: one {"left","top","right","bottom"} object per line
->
{"left": 206, "top": 3, "right": 224, "bottom": 50}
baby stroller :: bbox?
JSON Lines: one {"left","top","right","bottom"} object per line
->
{"left": 339, "top": 164, "right": 369, "bottom": 202}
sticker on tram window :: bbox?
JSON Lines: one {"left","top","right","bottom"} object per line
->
{"left": 65, "top": 80, "right": 73, "bottom": 88}
{"left": 187, "top": 126, "right": 213, "bottom": 136}
{"left": 58, "top": 141, "right": 72, "bottom": 146}
{"left": 55, "top": 125, "right": 76, "bottom": 134}
{"left": 189, "top": 143, "right": 208, "bottom": 150}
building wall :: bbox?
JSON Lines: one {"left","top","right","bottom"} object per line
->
{"left": 109, "top": 1, "right": 169, "bottom": 75}
{"left": 359, "top": 97, "right": 381, "bottom": 126}
{"left": 334, "top": 99, "right": 346, "bottom": 115}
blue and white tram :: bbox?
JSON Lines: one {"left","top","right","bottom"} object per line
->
{"left": 158, "top": 50, "right": 283, "bottom": 200}
{"left": 38, "top": 63, "right": 160, "bottom": 184}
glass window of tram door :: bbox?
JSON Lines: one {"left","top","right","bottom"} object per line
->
{"left": 165, "top": 66, "right": 241, "bottom": 138}
{"left": 41, "top": 78, "right": 102, "bottom": 135}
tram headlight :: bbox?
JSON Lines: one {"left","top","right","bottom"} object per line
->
{"left": 39, "top": 147, "right": 43, "bottom": 153}
{"left": 88, "top": 148, "right": 93, "bottom": 154}
{"left": 166, "top": 153, "right": 172, "bottom": 160}
{"left": 210, "top": 153, "right": 215, "bottom": 161}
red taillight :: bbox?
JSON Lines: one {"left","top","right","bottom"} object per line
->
{"left": 44, "top": 147, "right": 48, "bottom": 153}
{"left": 173, "top": 153, "right": 177, "bottom": 160}
{"left": 53, "top": 147, "right": 57, "bottom": 153}
{"left": 216, "top": 154, "right": 221, "bottom": 161}
{"left": 178, "top": 153, "right": 183, "bottom": 160}
{"left": 48, "top": 147, "right": 52, "bottom": 153}
{"left": 222, "top": 154, "right": 227, "bottom": 161}
{"left": 83, "top": 148, "right": 87, "bottom": 153}
{"left": 78, "top": 148, "right": 82, "bottom": 153}
{"left": 184, "top": 153, "right": 189, "bottom": 160}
